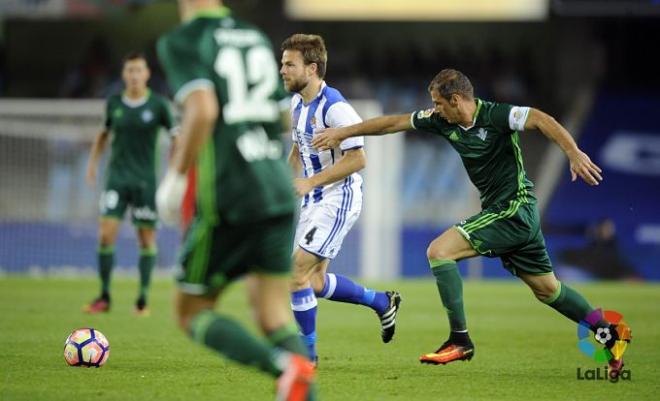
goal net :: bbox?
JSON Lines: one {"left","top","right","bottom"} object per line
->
{"left": 0, "top": 99, "right": 179, "bottom": 275}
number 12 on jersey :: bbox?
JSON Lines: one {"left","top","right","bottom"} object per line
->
{"left": 214, "top": 46, "right": 279, "bottom": 125}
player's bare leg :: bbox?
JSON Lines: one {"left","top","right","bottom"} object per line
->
{"left": 135, "top": 227, "right": 157, "bottom": 315}
{"left": 84, "top": 217, "right": 120, "bottom": 313}
{"left": 420, "top": 227, "right": 478, "bottom": 365}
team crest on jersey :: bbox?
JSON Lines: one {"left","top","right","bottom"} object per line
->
{"left": 449, "top": 131, "right": 459, "bottom": 141}
{"left": 113, "top": 108, "right": 123, "bottom": 119}
{"left": 141, "top": 109, "right": 154, "bottom": 123}
{"left": 477, "top": 128, "right": 488, "bottom": 141}
{"left": 417, "top": 108, "right": 434, "bottom": 119}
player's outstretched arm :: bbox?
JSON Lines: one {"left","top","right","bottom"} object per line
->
{"left": 157, "top": 89, "right": 218, "bottom": 225}
{"left": 86, "top": 129, "right": 109, "bottom": 188}
{"left": 524, "top": 108, "right": 603, "bottom": 186}
{"left": 293, "top": 148, "right": 366, "bottom": 197}
{"left": 312, "top": 114, "right": 412, "bottom": 151}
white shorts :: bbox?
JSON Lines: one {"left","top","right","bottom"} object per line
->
{"left": 294, "top": 188, "right": 362, "bottom": 260}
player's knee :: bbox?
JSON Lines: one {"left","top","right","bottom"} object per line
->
{"left": 426, "top": 243, "right": 454, "bottom": 261}
{"left": 98, "top": 232, "right": 115, "bottom": 247}
{"left": 291, "top": 271, "right": 310, "bottom": 289}
{"left": 292, "top": 254, "right": 314, "bottom": 280}
{"left": 530, "top": 281, "right": 559, "bottom": 302}
{"left": 309, "top": 271, "right": 325, "bottom": 293}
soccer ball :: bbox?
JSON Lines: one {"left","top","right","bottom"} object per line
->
{"left": 63, "top": 328, "right": 110, "bottom": 367}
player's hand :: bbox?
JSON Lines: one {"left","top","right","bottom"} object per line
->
{"left": 567, "top": 148, "right": 603, "bottom": 186}
{"left": 86, "top": 164, "right": 97, "bottom": 188}
{"left": 156, "top": 169, "right": 187, "bottom": 226}
{"left": 312, "top": 127, "right": 346, "bottom": 151}
{"left": 294, "top": 178, "right": 314, "bottom": 197}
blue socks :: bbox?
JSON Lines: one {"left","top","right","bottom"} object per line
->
{"left": 317, "top": 273, "right": 389, "bottom": 315}
{"left": 291, "top": 288, "right": 318, "bottom": 360}
{"left": 291, "top": 274, "right": 390, "bottom": 360}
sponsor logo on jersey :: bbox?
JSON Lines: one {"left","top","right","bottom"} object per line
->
{"left": 237, "top": 127, "right": 283, "bottom": 162}
{"left": 477, "top": 128, "right": 488, "bottom": 141}
{"left": 449, "top": 131, "right": 459, "bottom": 141}
{"left": 141, "top": 109, "right": 154, "bottom": 123}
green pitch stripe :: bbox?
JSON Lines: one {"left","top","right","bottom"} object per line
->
{"left": 463, "top": 199, "right": 522, "bottom": 234}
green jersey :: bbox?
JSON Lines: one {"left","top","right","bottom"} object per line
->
{"left": 104, "top": 91, "right": 175, "bottom": 185}
{"left": 411, "top": 99, "right": 535, "bottom": 208}
{"left": 157, "top": 7, "right": 294, "bottom": 225}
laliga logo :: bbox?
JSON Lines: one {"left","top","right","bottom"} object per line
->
{"left": 576, "top": 309, "right": 630, "bottom": 362}
{"left": 576, "top": 309, "right": 632, "bottom": 383}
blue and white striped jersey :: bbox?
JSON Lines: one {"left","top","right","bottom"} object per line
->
{"left": 291, "top": 81, "right": 364, "bottom": 208}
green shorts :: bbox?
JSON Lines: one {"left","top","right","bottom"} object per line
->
{"left": 100, "top": 180, "right": 158, "bottom": 227}
{"left": 455, "top": 199, "right": 553, "bottom": 276}
{"left": 176, "top": 213, "right": 295, "bottom": 296}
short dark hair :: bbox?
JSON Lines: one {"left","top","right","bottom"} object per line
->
{"left": 281, "top": 34, "right": 328, "bottom": 79}
{"left": 428, "top": 69, "right": 474, "bottom": 100}
{"left": 122, "top": 51, "right": 147, "bottom": 65}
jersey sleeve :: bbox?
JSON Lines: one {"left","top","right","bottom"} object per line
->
{"left": 324, "top": 102, "right": 364, "bottom": 150}
{"left": 410, "top": 108, "right": 446, "bottom": 135}
{"left": 157, "top": 34, "right": 214, "bottom": 105}
{"left": 489, "top": 103, "right": 531, "bottom": 133}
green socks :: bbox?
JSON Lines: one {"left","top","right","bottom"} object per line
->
{"left": 430, "top": 259, "right": 467, "bottom": 332}
{"left": 267, "top": 323, "right": 309, "bottom": 358}
{"left": 189, "top": 310, "right": 286, "bottom": 377}
{"left": 543, "top": 281, "right": 594, "bottom": 324}
{"left": 98, "top": 246, "right": 114, "bottom": 297}
{"left": 98, "top": 245, "right": 156, "bottom": 303}
{"left": 138, "top": 247, "right": 157, "bottom": 301}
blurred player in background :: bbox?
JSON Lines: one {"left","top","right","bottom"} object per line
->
{"left": 155, "top": 1, "right": 316, "bottom": 400}
{"left": 313, "top": 68, "right": 631, "bottom": 375}
{"left": 84, "top": 52, "right": 176, "bottom": 316}
{"left": 280, "top": 34, "right": 401, "bottom": 365}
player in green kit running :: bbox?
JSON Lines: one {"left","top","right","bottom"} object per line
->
{"left": 85, "top": 52, "right": 176, "bottom": 316}
{"left": 155, "top": 1, "right": 316, "bottom": 400}
{"left": 312, "top": 69, "right": 631, "bottom": 375}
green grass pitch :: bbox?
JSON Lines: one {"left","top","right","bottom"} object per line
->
{"left": 1, "top": 277, "right": 658, "bottom": 401}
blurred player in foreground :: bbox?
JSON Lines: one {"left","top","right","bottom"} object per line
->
{"left": 85, "top": 52, "right": 176, "bottom": 316}
{"left": 155, "top": 1, "right": 316, "bottom": 400}
{"left": 313, "top": 68, "right": 631, "bottom": 375}
{"left": 280, "top": 33, "right": 401, "bottom": 365}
